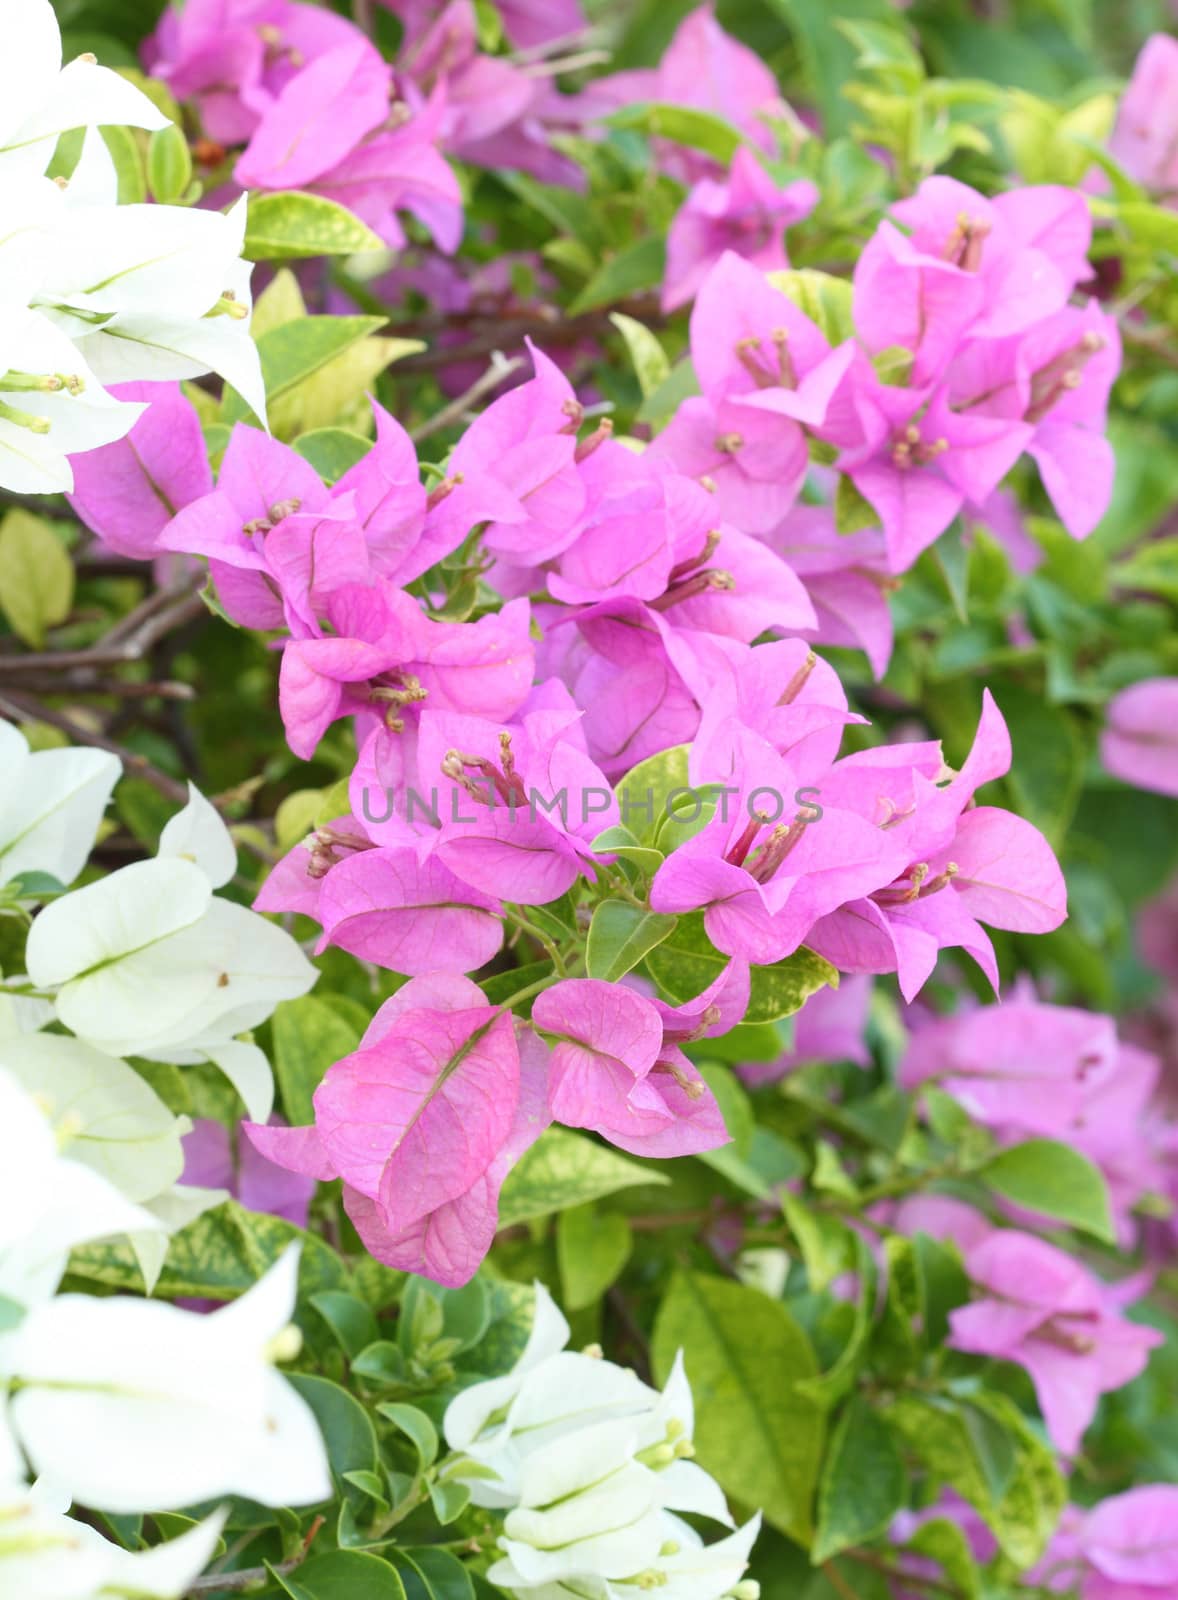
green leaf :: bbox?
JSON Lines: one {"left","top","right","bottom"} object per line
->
{"left": 652, "top": 1272, "right": 825, "bottom": 1544}
{"left": 479, "top": 960, "right": 554, "bottom": 1010}
{"left": 605, "top": 102, "right": 745, "bottom": 163}
{"left": 813, "top": 1398, "right": 907, "bottom": 1563}
{"left": 429, "top": 1480, "right": 471, "bottom": 1525}
{"left": 394, "top": 1550, "right": 473, "bottom": 1600}
{"left": 278, "top": 1551, "right": 407, "bottom": 1600}
{"left": 497, "top": 1128, "right": 667, "bottom": 1229}
{"left": 0, "top": 511, "right": 74, "bottom": 648}
{"left": 274, "top": 790, "right": 325, "bottom": 853}
{"left": 884, "top": 1392, "right": 1065, "bottom": 1567}
{"left": 100, "top": 122, "right": 146, "bottom": 203}
{"left": 377, "top": 1402, "right": 438, "bottom": 1468}
{"left": 67, "top": 1200, "right": 346, "bottom": 1301}
{"left": 557, "top": 1205, "right": 633, "bottom": 1310}
{"left": 590, "top": 824, "right": 664, "bottom": 876}
{"left": 833, "top": 474, "right": 881, "bottom": 535}
{"left": 613, "top": 746, "right": 692, "bottom": 845}
{"left": 288, "top": 1373, "right": 379, "bottom": 1499}
{"left": 310, "top": 1292, "right": 380, "bottom": 1359}
{"left": 147, "top": 122, "right": 193, "bottom": 204}
{"left": 981, "top": 1138, "right": 1115, "bottom": 1242}
{"left": 586, "top": 900, "right": 677, "bottom": 981}
{"left": 245, "top": 191, "right": 384, "bottom": 260}
{"left": 782, "top": 1196, "right": 856, "bottom": 1295}
{"left": 902, "top": 1517, "right": 981, "bottom": 1600}
{"left": 272, "top": 995, "right": 362, "bottom": 1128}
{"left": 637, "top": 355, "right": 700, "bottom": 426}
{"left": 645, "top": 913, "right": 837, "bottom": 1023}
{"left": 769, "top": 269, "right": 856, "bottom": 346}
{"left": 294, "top": 428, "right": 373, "bottom": 484}
{"left": 223, "top": 315, "right": 387, "bottom": 423}
{"left": 569, "top": 236, "right": 666, "bottom": 315}
{"left": 609, "top": 312, "right": 671, "bottom": 398}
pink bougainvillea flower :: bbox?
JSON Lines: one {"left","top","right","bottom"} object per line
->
{"left": 1101, "top": 678, "right": 1178, "bottom": 798}
{"left": 832, "top": 369, "right": 1032, "bottom": 573}
{"left": 900, "top": 999, "right": 1119, "bottom": 1138}
{"left": 532, "top": 978, "right": 729, "bottom": 1158}
{"left": 1110, "top": 34, "right": 1178, "bottom": 203}
{"left": 947, "top": 300, "right": 1121, "bottom": 541}
{"left": 307, "top": 84, "right": 465, "bottom": 254}
{"left": 158, "top": 423, "right": 334, "bottom": 631}
{"left": 278, "top": 581, "right": 534, "bottom": 759}
{"left": 650, "top": 732, "right": 912, "bottom": 965}
{"left": 182, "top": 1115, "right": 316, "bottom": 1228}
{"left": 316, "top": 844, "right": 504, "bottom": 975}
{"left": 765, "top": 505, "right": 896, "bottom": 680}
{"left": 690, "top": 634, "right": 862, "bottom": 787}
{"left": 854, "top": 175, "right": 1093, "bottom": 381}
{"left": 652, "top": 251, "right": 855, "bottom": 533}
{"left": 148, "top": 0, "right": 362, "bottom": 145}
{"left": 67, "top": 381, "right": 213, "bottom": 560}
{"left": 245, "top": 976, "right": 548, "bottom": 1286}
{"left": 1080, "top": 1486, "right": 1178, "bottom": 1590}
{"left": 662, "top": 148, "right": 818, "bottom": 312}
{"left": 948, "top": 1229, "right": 1162, "bottom": 1455}
{"left": 233, "top": 35, "right": 392, "bottom": 191}
{"left": 409, "top": 703, "right": 617, "bottom": 904}
{"left": 445, "top": 340, "right": 586, "bottom": 564}
{"left": 641, "top": 4, "right": 784, "bottom": 184}
{"left": 807, "top": 691, "right": 1066, "bottom": 996}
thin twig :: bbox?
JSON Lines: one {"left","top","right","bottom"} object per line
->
{"left": 0, "top": 689, "right": 190, "bottom": 803}
{"left": 822, "top": 1561, "right": 863, "bottom": 1600}
{"left": 12, "top": 674, "right": 195, "bottom": 701}
{"left": 0, "top": 577, "right": 204, "bottom": 676}
{"left": 409, "top": 352, "right": 524, "bottom": 443}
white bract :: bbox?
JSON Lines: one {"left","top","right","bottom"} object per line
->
{"left": 4, "top": 1246, "right": 332, "bottom": 1513}
{"left": 443, "top": 1286, "right": 759, "bottom": 1600}
{"left": 0, "top": 1482, "right": 227, "bottom": 1600}
{"left": 23, "top": 785, "right": 317, "bottom": 1119}
{"left": 0, "top": 1069, "right": 162, "bottom": 1313}
{"left": 0, "top": 0, "right": 264, "bottom": 493}
{"left": 0, "top": 722, "right": 119, "bottom": 888}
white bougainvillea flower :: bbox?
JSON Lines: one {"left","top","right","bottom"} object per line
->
{"left": 0, "top": 307, "right": 145, "bottom": 494}
{"left": 490, "top": 1418, "right": 669, "bottom": 1587}
{"left": 0, "top": 1069, "right": 162, "bottom": 1311}
{"left": 444, "top": 1285, "right": 721, "bottom": 1519}
{"left": 36, "top": 196, "right": 267, "bottom": 426}
{"left": 0, "top": 1483, "right": 227, "bottom": 1600}
{"left": 24, "top": 785, "right": 315, "bottom": 1114}
{"left": 0, "top": 0, "right": 168, "bottom": 181}
{"left": 0, "top": 722, "right": 119, "bottom": 889}
{"left": 157, "top": 781, "right": 237, "bottom": 888}
{"left": 0, "top": 1032, "right": 187, "bottom": 1204}
{"left": 5, "top": 1246, "right": 333, "bottom": 1512}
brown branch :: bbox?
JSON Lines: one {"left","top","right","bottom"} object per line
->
{"left": 12, "top": 674, "right": 195, "bottom": 701}
{"left": 0, "top": 689, "right": 190, "bottom": 803}
{"left": 186, "top": 1514, "right": 325, "bottom": 1595}
{"left": 0, "top": 576, "right": 205, "bottom": 676}
{"left": 822, "top": 1561, "right": 864, "bottom": 1600}
{"left": 409, "top": 352, "right": 524, "bottom": 444}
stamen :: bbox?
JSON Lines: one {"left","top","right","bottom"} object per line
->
{"left": 777, "top": 648, "right": 817, "bottom": 705}
{"left": 426, "top": 472, "right": 464, "bottom": 510}
{"left": 649, "top": 569, "right": 734, "bottom": 611}
{"left": 713, "top": 432, "right": 743, "bottom": 455}
{"left": 575, "top": 418, "right": 613, "bottom": 461}
{"left": 666, "top": 529, "right": 722, "bottom": 585}
{"left": 1026, "top": 333, "right": 1105, "bottom": 423}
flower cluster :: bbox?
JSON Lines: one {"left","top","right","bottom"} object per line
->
{"left": 442, "top": 1283, "right": 760, "bottom": 1600}
{"left": 0, "top": 0, "right": 263, "bottom": 493}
